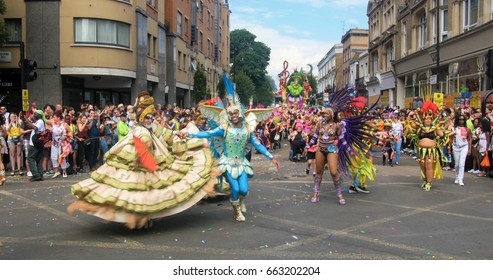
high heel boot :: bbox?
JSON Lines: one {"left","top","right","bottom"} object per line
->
{"left": 334, "top": 177, "right": 346, "bottom": 205}
{"left": 311, "top": 174, "right": 321, "bottom": 202}
{"left": 239, "top": 195, "right": 247, "bottom": 213}
{"left": 230, "top": 199, "right": 246, "bottom": 222}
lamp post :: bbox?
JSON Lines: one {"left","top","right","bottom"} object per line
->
{"left": 435, "top": 0, "right": 440, "bottom": 92}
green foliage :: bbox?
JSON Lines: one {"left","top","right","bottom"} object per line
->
{"left": 254, "top": 79, "right": 274, "bottom": 107}
{"left": 230, "top": 29, "right": 271, "bottom": 96}
{"left": 306, "top": 73, "right": 318, "bottom": 94}
{"left": 234, "top": 72, "right": 255, "bottom": 105}
{"left": 216, "top": 77, "right": 225, "bottom": 98}
{"left": 192, "top": 68, "right": 207, "bottom": 103}
{"left": 0, "top": 0, "right": 8, "bottom": 46}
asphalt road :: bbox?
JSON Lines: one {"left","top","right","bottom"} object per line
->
{"left": 1, "top": 143, "right": 493, "bottom": 260}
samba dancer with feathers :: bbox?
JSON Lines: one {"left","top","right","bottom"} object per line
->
{"left": 178, "top": 73, "right": 281, "bottom": 222}
{"left": 305, "top": 89, "right": 375, "bottom": 205}
{"left": 406, "top": 101, "right": 451, "bottom": 191}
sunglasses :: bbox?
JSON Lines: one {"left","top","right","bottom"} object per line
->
{"left": 458, "top": 118, "right": 465, "bottom": 120}
{"left": 145, "top": 115, "right": 153, "bottom": 120}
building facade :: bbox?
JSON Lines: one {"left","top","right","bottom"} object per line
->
{"left": 165, "top": 0, "right": 230, "bottom": 107}
{"left": 317, "top": 44, "right": 343, "bottom": 92}
{"left": 367, "top": 0, "right": 397, "bottom": 107}
{"left": 0, "top": 0, "right": 231, "bottom": 112}
{"left": 392, "top": 0, "right": 493, "bottom": 109}
{"left": 340, "top": 28, "right": 369, "bottom": 91}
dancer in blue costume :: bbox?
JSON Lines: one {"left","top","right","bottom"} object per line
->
{"left": 178, "top": 74, "right": 281, "bottom": 221}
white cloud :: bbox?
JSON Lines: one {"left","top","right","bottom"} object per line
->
{"left": 231, "top": 14, "right": 337, "bottom": 89}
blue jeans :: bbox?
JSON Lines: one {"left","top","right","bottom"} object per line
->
{"left": 100, "top": 138, "right": 109, "bottom": 164}
{"left": 393, "top": 137, "right": 402, "bottom": 163}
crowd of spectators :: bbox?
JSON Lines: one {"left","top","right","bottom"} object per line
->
{"left": 0, "top": 98, "right": 492, "bottom": 183}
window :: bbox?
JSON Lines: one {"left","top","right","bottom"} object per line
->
{"left": 441, "top": 8, "right": 449, "bottom": 41}
{"left": 417, "top": 12, "right": 427, "bottom": 50}
{"left": 146, "top": 0, "right": 156, "bottom": 8}
{"left": 199, "top": 32, "right": 203, "bottom": 51}
{"left": 153, "top": 36, "right": 157, "bottom": 58}
{"left": 401, "top": 21, "right": 407, "bottom": 55}
{"left": 147, "top": 34, "right": 151, "bottom": 56}
{"left": 185, "top": 17, "right": 189, "bottom": 35}
{"left": 178, "top": 50, "right": 182, "bottom": 70}
{"left": 177, "top": 12, "right": 182, "bottom": 36}
{"left": 4, "top": 19, "right": 21, "bottom": 43}
{"left": 372, "top": 52, "right": 379, "bottom": 75}
{"left": 75, "top": 18, "right": 130, "bottom": 48}
{"left": 386, "top": 44, "right": 393, "bottom": 71}
{"left": 463, "top": 0, "right": 478, "bottom": 30}
{"left": 200, "top": 1, "right": 204, "bottom": 21}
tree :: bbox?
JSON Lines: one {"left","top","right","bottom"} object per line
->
{"left": 192, "top": 68, "right": 207, "bottom": 103}
{"left": 254, "top": 79, "right": 274, "bottom": 107}
{"left": 0, "top": 0, "right": 8, "bottom": 46}
{"left": 216, "top": 77, "right": 225, "bottom": 99}
{"left": 306, "top": 73, "right": 318, "bottom": 94}
{"left": 230, "top": 29, "right": 271, "bottom": 93}
{"left": 234, "top": 72, "right": 255, "bottom": 105}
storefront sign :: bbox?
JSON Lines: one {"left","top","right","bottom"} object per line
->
{"left": 22, "top": 90, "right": 29, "bottom": 111}
{"left": 433, "top": 92, "right": 443, "bottom": 108}
{"left": 0, "top": 52, "right": 12, "bottom": 63}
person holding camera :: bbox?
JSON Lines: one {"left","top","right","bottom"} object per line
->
{"left": 87, "top": 109, "right": 100, "bottom": 171}
{"left": 99, "top": 115, "right": 116, "bottom": 163}
{"left": 7, "top": 113, "right": 23, "bottom": 176}
{"left": 75, "top": 114, "right": 89, "bottom": 173}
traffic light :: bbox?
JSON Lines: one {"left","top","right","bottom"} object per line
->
{"left": 486, "top": 49, "right": 493, "bottom": 78}
{"left": 23, "top": 59, "right": 37, "bottom": 82}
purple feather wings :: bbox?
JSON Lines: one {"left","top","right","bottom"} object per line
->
{"left": 328, "top": 88, "right": 379, "bottom": 177}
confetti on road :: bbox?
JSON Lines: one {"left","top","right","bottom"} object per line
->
{"left": 292, "top": 235, "right": 298, "bottom": 240}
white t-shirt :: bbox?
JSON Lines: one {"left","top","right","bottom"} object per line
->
{"left": 29, "top": 119, "right": 46, "bottom": 146}
{"left": 392, "top": 122, "right": 403, "bottom": 138}
{"left": 453, "top": 127, "right": 469, "bottom": 148}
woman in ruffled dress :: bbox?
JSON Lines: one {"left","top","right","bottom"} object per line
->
{"left": 68, "top": 91, "right": 219, "bottom": 229}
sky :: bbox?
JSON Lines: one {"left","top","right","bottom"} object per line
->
{"left": 228, "top": 0, "right": 369, "bottom": 86}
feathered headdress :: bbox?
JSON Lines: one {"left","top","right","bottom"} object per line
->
{"left": 419, "top": 101, "right": 439, "bottom": 119}
{"left": 326, "top": 88, "right": 353, "bottom": 113}
{"left": 199, "top": 72, "right": 273, "bottom": 133}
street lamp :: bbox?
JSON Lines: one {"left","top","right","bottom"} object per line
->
{"left": 435, "top": 0, "right": 440, "bottom": 92}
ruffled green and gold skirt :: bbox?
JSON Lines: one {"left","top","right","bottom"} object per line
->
{"left": 67, "top": 125, "right": 220, "bottom": 229}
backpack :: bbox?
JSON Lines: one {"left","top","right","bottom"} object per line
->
{"left": 33, "top": 129, "right": 52, "bottom": 149}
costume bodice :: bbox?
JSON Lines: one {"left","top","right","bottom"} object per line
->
{"left": 318, "top": 121, "right": 337, "bottom": 148}
{"left": 224, "top": 126, "right": 250, "bottom": 164}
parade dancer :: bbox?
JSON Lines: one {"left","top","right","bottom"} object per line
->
{"left": 306, "top": 89, "right": 373, "bottom": 205}
{"left": 68, "top": 91, "right": 219, "bottom": 229}
{"left": 407, "top": 101, "right": 450, "bottom": 191}
{"left": 179, "top": 75, "right": 281, "bottom": 222}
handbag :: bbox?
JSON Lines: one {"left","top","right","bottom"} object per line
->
{"left": 481, "top": 151, "right": 490, "bottom": 168}
{"left": 83, "top": 139, "right": 92, "bottom": 146}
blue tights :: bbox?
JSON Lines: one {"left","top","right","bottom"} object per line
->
{"left": 225, "top": 172, "right": 249, "bottom": 201}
